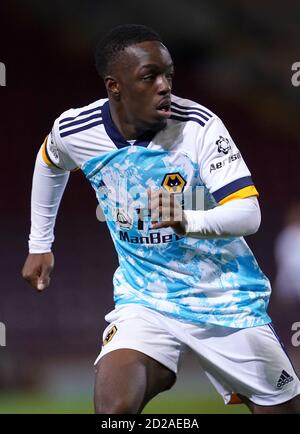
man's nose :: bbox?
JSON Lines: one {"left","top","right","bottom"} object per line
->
{"left": 157, "top": 75, "right": 171, "bottom": 94}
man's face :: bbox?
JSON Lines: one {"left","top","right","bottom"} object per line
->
{"left": 109, "top": 41, "right": 174, "bottom": 133}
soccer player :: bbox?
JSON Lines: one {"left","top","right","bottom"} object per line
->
{"left": 22, "top": 24, "right": 300, "bottom": 414}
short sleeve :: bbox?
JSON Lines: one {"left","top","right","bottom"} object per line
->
{"left": 198, "top": 116, "right": 259, "bottom": 204}
{"left": 40, "top": 117, "right": 78, "bottom": 171}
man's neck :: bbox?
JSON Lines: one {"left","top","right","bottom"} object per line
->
{"left": 109, "top": 102, "right": 141, "bottom": 140}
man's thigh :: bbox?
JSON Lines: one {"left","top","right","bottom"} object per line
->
{"left": 93, "top": 305, "right": 182, "bottom": 414}
{"left": 94, "top": 348, "right": 176, "bottom": 414}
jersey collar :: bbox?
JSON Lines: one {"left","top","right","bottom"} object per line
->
{"left": 101, "top": 101, "right": 156, "bottom": 149}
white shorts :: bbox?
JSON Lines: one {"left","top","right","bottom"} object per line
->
{"left": 95, "top": 304, "right": 300, "bottom": 406}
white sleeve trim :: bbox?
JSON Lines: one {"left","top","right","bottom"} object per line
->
{"left": 184, "top": 196, "right": 261, "bottom": 239}
{"left": 28, "top": 148, "right": 70, "bottom": 253}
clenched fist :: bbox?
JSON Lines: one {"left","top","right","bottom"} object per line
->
{"left": 22, "top": 252, "right": 54, "bottom": 292}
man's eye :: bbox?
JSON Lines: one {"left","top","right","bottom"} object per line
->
{"left": 142, "top": 75, "right": 154, "bottom": 81}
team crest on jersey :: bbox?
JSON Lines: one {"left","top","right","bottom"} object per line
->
{"left": 162, "top": 173, "right": 187, "bottom": 193}
{"left": 103, "top": 326, "right": 117, "bottom": 346}
{"left": 216, "top": 136, "right": 231, "bottom": 154}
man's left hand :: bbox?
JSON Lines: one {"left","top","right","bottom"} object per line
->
{"left": 148, "top": 189, "right": 187, "bottom": 235}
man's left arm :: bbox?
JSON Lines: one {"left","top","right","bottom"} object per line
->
{"left": 150, "top": 193, "right": 260, "bottom": 237}
{"left": 151, "top": 115, "right": 261, "bottom": 238}
{"left": 183, "top": 195, "right": 260, "bottom": 238}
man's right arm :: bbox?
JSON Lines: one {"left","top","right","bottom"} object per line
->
{"left": 22, "top": 141, "right": 70, "bottom": 291}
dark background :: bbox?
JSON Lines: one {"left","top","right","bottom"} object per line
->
{"left": 0, "top": 0, "right": 299, "bottom": 400}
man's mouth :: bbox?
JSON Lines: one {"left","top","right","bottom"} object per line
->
{"left": 156, "top": 100, "right": 172, "bottom": 118}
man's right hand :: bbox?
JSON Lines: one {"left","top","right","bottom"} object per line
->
{"left": 22, "top": 252, "right": 54, "bottom": 292}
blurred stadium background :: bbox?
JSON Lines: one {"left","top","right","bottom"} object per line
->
{"left": 0, "top": 0, "right": 299, "bottom": 413}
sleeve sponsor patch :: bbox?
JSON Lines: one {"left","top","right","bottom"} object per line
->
{"left": 46, "top": 131, "right": 60, "bottom": 166}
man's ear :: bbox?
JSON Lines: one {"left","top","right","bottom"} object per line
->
{"left": 104, "top": 76, "right": 120, "bottom": 101}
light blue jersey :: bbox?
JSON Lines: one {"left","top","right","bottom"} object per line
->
{"left": 47, "top": 95, "right": 271, "bottom": 328}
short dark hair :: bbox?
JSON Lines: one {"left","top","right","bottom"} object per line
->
{"left": 95, "top": 24, "right": 163, "bottom": 78}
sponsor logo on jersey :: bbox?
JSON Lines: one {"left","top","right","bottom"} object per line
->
{"left": 103, "top": 325, "right": 117, "bottom": 346}
{"left": 162, "top": 172, "right": 187, "bottom": 193}
{"left": 116, "top": 209, "right": 133, "bottom": 230}
{"left": 119, "top": 230, "right": 181, "bottom": 244}
{"left": 216, "top": 136, "right": 231, "bottom": 154}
